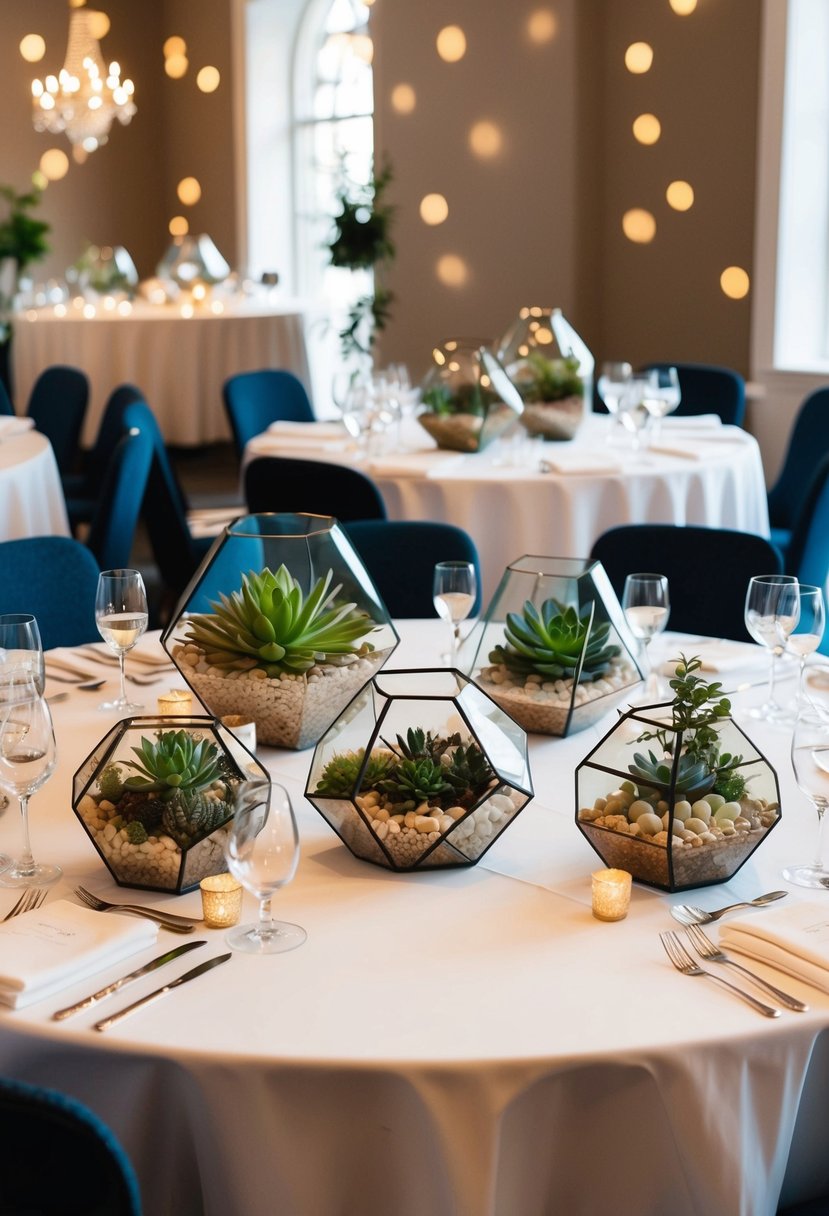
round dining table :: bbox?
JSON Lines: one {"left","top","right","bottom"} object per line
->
{"left": 245, "top": 414, "right": 771, "bottom": 602}
{"left": 0, "top": 424, "right": 69, "bottom": 540}
{"left": 0, "top": 624, "right": 827, "bottom": 1216}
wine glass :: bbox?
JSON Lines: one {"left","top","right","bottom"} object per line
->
{"left": 597, "top": 361, "right": 632, "bottom": 445}
{"left": 644, "top": 366, "right": 681, "bottom": 445}
{"left": 433, "top": 561, "right": 477, "bottom": 666}
{"left": 0, "top": 673, "right": 60, "bottom": 887}
{"left": 785, "top": 706, "right": 829, "bottom": 887}
{"left": 622, "top": 573, "right": 670, "bottom": 698}
{"left": 617, "top": 372, "right": 654, "bottom": 453}
{"left": 0, "top": 614, "right": 44, "bottom": 696}
{"left": 223, "top": 777, "right": 306, "bottom": 954}
{"left": 744, "top": 574, "right": 800, "bottom": 721}
{"left": 785, "top": 584, "right": 826, "bottom": 718}
{"left": 94, "top": 569, "right": 149, "bottom": 713}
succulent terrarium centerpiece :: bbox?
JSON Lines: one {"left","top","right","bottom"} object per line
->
{"left": 416, "top": 339, "right": 523, "bottom": 452}
{"left": 72, "top": 716, "right": 268, "bottom": 892}
{"left": 461, "top": 555, "right": 641, "bottom": 736}
{"left": 498, "top": 307, "right": 594, "bottom": 441}
{"left": 306, "top": 668, "right": 533, "bottom": 871}
{"left": 576, "top": 656, "right": 781, "bottom": 891}
{"left": 162, "top": 514, "right": 399, "bottom": 750}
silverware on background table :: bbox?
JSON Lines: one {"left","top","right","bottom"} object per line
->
{"left": 659, "top": 931, "right": 781, "bottom": 1017}
{"left": 670, "top": 890, "right": 788, "bottom": 926}
{"left": 74, "top": 646, "right": 175, "bottom": 671}
{"left": 52, "top": 939, "right": 207, "bottom": 1020}
{"left": 3, "top": 888, "right": 47, "bottom": 920}
{"left": 94, "top": 953, "right": 232, "bottom": 1031}
{"left": 684, "top": 923, "right": 808, "bottom": 1011}
{"left": 45, "top": 675, "right": 106, "bottom": 691}
{"left": 73, "top": 886, "right": 198, "bottom": 933}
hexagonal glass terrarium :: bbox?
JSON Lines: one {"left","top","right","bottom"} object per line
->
{"left": 305, "top": 668, "right": 534, "bottom": 871}
{"left": 161, "top": 513, "right": 400, "bottom": 750}
{"left": 459, "top": 555, "right": 642, "bottom": 737}
{"left": 417, "top": 339, "right": 524, "bottom": 452}
{"left": 575, "top": 689, "right": 781, "bottom": 892}
{"left": 498, "top": 307, "right": 594, "bottom": 441}
{"left": 72, "top": 715, "right": 268, "bottom": 893}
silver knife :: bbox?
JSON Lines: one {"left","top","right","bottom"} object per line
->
{"left": 93, "top": 953, "right": 232, "bottom": 1032}
{"left": 51, "top": 940, "right": 206, "bottom": 1021}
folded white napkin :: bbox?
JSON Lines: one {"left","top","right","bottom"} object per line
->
{"left": 249, "top": 434, "right": 351, "bottom": 456}
{"left": 0, "top": 416, "right": 35, "bottom": 440}
{"left": 658, "top": 639, "right": 766, "bottom": 676}
{"left": 267, "top": 420, "right": 346, "bottom": 440}
{"left": 661, "top": 414, "right": 723, "bottom": 431}
{"left": 720, "top": 900, "right": 829, "bottom": 993}
{"left": 538, "top": 450, "right": 622, "bottom": 475}
{"left": 0, "top": 899, "right": 157, "bottom": 1009}
{"left": 367, "top": 451, "right": 465, "bottom": 479}
{"left": 647, "top": 438, "right": 745, "bottom": 460}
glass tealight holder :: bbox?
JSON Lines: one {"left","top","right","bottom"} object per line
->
{"left": 200, "top": 874, "right": 243, "bottom": 927}
{"left": 591, "top": 868, "right": 632, "bottom": 921}
{"left": 157, "top": 689, "right": 193, "bottom": 716}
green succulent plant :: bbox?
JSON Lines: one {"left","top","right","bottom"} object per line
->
{"left": 184, "top": 565, "right": 376, "bottom": 676}
{"left": 121, "top": 730, "right": 222, "bottom": 801}
{"left": 314, "top": 748, "right": 397, "bottom": 797}
{"left": 445, "top": 740, "right": 494, "bottom": 804}
{"left": 380, "top": 756, "right": 452, "bottom": 804}
{"left": 514, "top": 353, "right": 583, "bottom": 404}
{"left": 628, "top": 748, "right": 716, "bottom": 802}
{"left": 98, "top": 763, "right": 124, "bottom": 802}
{"left": 489, "top": 598, "right": 620, "bottom": 682}
{"left": 161, "top": 790, "right": 233, "bottom": 846}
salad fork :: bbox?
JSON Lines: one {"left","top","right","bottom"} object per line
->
{"left": 684, "top": 923, "right": 808, "bottom": 1011}
{"left": 3, "top": 888, "right": 47, "bottom": 920}
{"left": 659, "top": 931, "right": 781, "bottom": 1017}
{"left": 73, "top": 886, "right": 197, "bottom": 932}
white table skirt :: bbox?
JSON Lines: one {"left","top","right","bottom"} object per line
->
{"left": 12, "top": 300, "right": 311, "bottom": 447}
{"left": 0, "top": 429, "right": 69, "bottom": 540}
{"left": 245, "top": 416, "right": 771, "bottom": 602}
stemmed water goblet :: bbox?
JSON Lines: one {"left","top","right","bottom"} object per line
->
{"left": 597, "top": 361, "right": 632, "bottom": 444}
{"left": 617, "top": 373, "right": 654, "bottom": 453}
{"left": 94, "top": 569, "right": 149, "bottom": 713}
{"left": 0, "top": 614, "right": 44, "bottom": 696}
{"left": 785, "top": 584, "right": 825, "bottom": 719}
{"left": 744, "top": 574, "right": 800, "bottom": 721}
{"left": 785, "top": 703, "right": 829, "bottom": 887}
{"left": 622, "top": 573, "right": 670, "bottom": 698}
{"left": 223, "top": 778, "right": 306, "bottom": 954}
{"left": 644, "top": 366, "right": 681, "bottom": 445}
{"left": 433, "top": 561, "right": 477, "bottom": 666}
{"left": 0, "top": 671, "right": 60, "bottom": 887}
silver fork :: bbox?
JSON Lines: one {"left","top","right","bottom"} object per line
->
{"left": 73, "top": 886, "right": 197, "bottom": 932}
{"left": 659, "top": 931, "right": 781, "bottom": 1017}
{"left": 684, "top": 924, "right": 809, "bottom": 1011}
{"left": 3, "top": 888, "right": 47, "bottom": 920}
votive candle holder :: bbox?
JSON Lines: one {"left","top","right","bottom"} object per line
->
{"left": 157, "top": 688, "right": 193, "bottom": 716}
{"left": 591, "top": 868, "right": 632, "bottom": 921}
{"left": 200, "top": 874, "right": 243, "bottom": 928}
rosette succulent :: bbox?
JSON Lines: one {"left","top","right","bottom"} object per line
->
{"left": 184, "top": 565, "right": 376, "bottom": 676}
{"left": 314, "top": 748, "right": 397, "bottom": 797}
{"left": 122, "top": 729, "right": 222, "bottom": 800}
{"left": 489, "top": 598, "right": 620, "bottom": 682}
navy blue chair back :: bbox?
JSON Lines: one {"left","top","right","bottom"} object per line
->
{"left": 344, "top": 520, "right": 481, "bottom": 617}
{"left": 642, "top": 362, "right": 746, "bottom": 426}
{"left": 0, "top": 1076, "right": 142, "bottom": 1215}
{"left": 64, "top": 383, "right": 145, "bottom": 525}
{"left": 245, "top": 456, "right": 386, "bottom": 521}
{"left": 27, "top": 364, "right": 89, "bottom": 473}
{"left": 768, "top": 388, "right": 829, "bottom": 539}
{"left": 0, "top": 537, "right": 100, "bottom": 648}
{"left": 0, "top": 377, "right": 14, "bottom": 416}
{"left": 785, "top": 453, "right": 829, "bottom": 594}
{"left": 86, "top": 425, "right": 153, "bottom": 571}
{"left": 589, "top": 524, "right": 783, "bottom": 642}
{"left": 223, "top": 369, "right": 314, "bottom": 458}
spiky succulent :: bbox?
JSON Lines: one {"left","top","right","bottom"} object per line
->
{"left": 314, "top": 748, "right": 397, "bottom": 797}
{"left": 161, "top": 789, "right": 233, "bottom": 846}
{"left": 121, "top": 730, "right": 222, "bottom": 801}
{"left": 489, "top": 598, "right": 620, "bottom": 682}
{"left": 445, "top": 740, "right": 494, "bottom": 803}
{"left": 380, "top": 757, "right": 452, "bottom": 804}
{"left": 184, "top": 565, "right": 376, "bottom": 676}
{"left": 628, "top": 748, "right": 716, "bottom": 802}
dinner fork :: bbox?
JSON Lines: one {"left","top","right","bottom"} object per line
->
{"left": 659, "top": 931, "right": 781, "bottom": 1017}
{"left": 73, "top": 886, "right": 197, "bottom": 932}
{"left": 684, "top": 924, "right": 809, "bottom": 1011}
{"left": 3, "top": 887, "right": 47, "bottom": 920}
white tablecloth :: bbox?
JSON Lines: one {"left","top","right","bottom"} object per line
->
{"left": 0, "top": 627, "right": 826, "bottom": 1215}
{"left": 12, "top": 299, "right": 311, "bottom": 447}
{"left": 0, "top": 429, "right": 69, "bottom": 540}
{"left": 245, "top": 415, "right": 771, "bottom": 602}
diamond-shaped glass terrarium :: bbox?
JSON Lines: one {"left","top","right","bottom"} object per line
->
{"left": 305, "top": 668, "right": 533, "bottom": 871}
{"left": 459, "top": 555, "right": 642, "bottom": 737}
{"left": 72, "top": 715, "right": 268, "bottom": 893}
{"left": 575, "top": 660, "right": 781, "bottom": 891}
{"left": 417, "top": 339, "right": 524, "bottom": 452}
{"left": 161, "top": 513, "right": 400, "bottom": 750}
{"left": 498, "top": 307, "right": 594, "bottom": 441}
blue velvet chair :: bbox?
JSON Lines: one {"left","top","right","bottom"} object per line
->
{"left": 344, "top": 520, "right": 481, "bottom": 617}
{"left": 244, "top": 456, "right": 387, "bottom": 521}
{"left": 589, "top": 524, "right": 783, "bottom": 642}
{"left": 0, "top": 376, "right": 14, "bottom": 416}
{"left": 63, "top": 384, "right": 145, "bottom": 527}
{"left": 85, "top": 424, "right": 154, "bottom": 571}
{"left": 0, "top": 1076, "right": 142, "bottom": 1215}
{"left": 0, "top": 536, "right": 100, "bottom": 648}
{"left": 783, "top": 455, "right": 829, "bottom": 654}
{"left": 767, "top": 387, "right": 829, "bottom": 563}
{"left": 223, "top": 369, "right": 314, "bottom": 459}
{"left": 26, "top": 364, "right": 89, "bottom": 474}
{"left": 641, "top": 362, "right": 746, "bottom": 426}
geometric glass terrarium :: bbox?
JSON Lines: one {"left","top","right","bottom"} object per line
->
{"left": 417, "top": 338, "right": 524, "bottom": 452}
{"left": 72, "top": 715, "right": 268, "bottom": 894}
{"left": 498, "top": 306, "right": 595, "bottom": 441}
{"left": 305, "top": 668, "right": 534, "bottom": 871}
{"left": 161, "top": 513, "right": 400, "bottom": 750}
{"left": 460, "top": 555, "right": 642, "bottom": 737}
{"left": 575, "top": 660, "right": 782, "bottom": 891}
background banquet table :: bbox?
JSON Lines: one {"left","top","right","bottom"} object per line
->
{"left": 12, "top": 299, "right": 311, "bottom": 447}
{"left": 245, "top": 415, "right": 771, "bottom": 602}
{"left": 0, "top": 427, "right": 69, "bottom": 540}
{"left": 1, "top": 624, "right": 828, "bottom": 1215}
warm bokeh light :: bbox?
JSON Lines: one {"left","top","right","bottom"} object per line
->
{"left": 169, "top": 215, "right": 189, "bottom": 236}
{"left": 39, "top": 148, "right": 69, "bottom": 181}
{"left": 436, "top": 254, "right": 469, "bottom": 287}
{"left": 165, "top": 54, "right": 189, "bottom": 79}
{"left": 625, "top": 42, "right": 653, "bottom": 73}
{"left": 469, "top": 120, "right": 503, "bottom": 158}
{"left": 420, "top": 193, "right": 449, "bottom": 225}
{"left": 391, "top": 83, "right": 416, "bottom": 114}
{"left": 622, "top": 209, "right": 657, "bottom": 243}
{"left": 666, "top": 180, "right": 694, "bottom": 211}
{"left": 196, "top": 66, "right": 221, "bottom": 93}
{"left": 534, "top": 326, "right": 554, "bottom": 345}
{"left": 669, "top": 0, "right": 698, "bottom": 13}
{"left": 527, "top": 10, "right": 558, "bottom": 43}
{"left": 436, "top": 26, "right": 466, "bottom": 63}
{"left": 720, "top": 266, "right": 750, "bottom": 299}
{"left": 88, "top": 11, "right": 110, "bottom": 39}
{"left": 632, "top": 113, "right": 661, "bottom": 145}
{"left": 177, "top": 176, "right": 201, "bottom": 206}
{"left": 164, "top": 36, "right": 186, "bottom": 57}
{"left": 19, "top": 34, "right": 46, "bottom": 63}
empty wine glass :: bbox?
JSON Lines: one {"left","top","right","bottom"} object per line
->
{"left": 622, "top": 573, "right": 670, "bottom": 698}
{"left": 95, "top": 569, "right": 149, "bottom": 713}
{"left": 433, "top": 561, "right": 477, "bottom": 666}
{"left": 785, "top": 584, "right": 826, "bottom": 718}
{"left": 744, "top": 574, "right": 800, "bottom": 721}
{"left": 617, "top": 373, "right": 654, "bottom": 453}
{"left": 785, "top": 705, "right": 829, "bottom": 887}
{"left": 223, "top": 777, "right": 306, "bottom": 954}
{"left": 645, "top": 366, "right": 681, "bottom": 445}
{"left": 0, "top": 673, "right": 60, "bottom": 887}
{"left": 0, "top": 614, "right": 44, "bottom": 696}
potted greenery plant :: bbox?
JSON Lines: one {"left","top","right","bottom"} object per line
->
{"left": 0, "top": 183, "right": 50, "bottom": 393}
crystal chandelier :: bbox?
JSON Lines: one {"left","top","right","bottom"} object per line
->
{"left": 31, "top": 7, "right": 136, "bottom": 158}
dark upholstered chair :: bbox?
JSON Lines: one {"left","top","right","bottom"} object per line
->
{"left": 63, "top": 383, "right": 145, "bottom": 527}
{"left": 244, "top": 456, "right": 386, "bottom": 521}
{"left": 767, "top": 387, "right": 829, "bottom": 562}
{"left": 0, "top": 537, "right": 100, "bottom": 648}
{"left": 85, "top": 425, "right": 154, "bottom": 571}
{"left": 223, "top": 369, "right": 314, "bottom": 459}
{"left": 26, "top": 364, "right": 89, "bottom": 473}
{"left": 641, "top": 362, "right": 746, "bottom": 426}
{"left": 344, "top": 520, "right": 481, "bottom": 616}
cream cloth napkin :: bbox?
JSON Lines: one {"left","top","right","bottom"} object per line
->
{"left": 367, "top": 451, "right": 465, "bottom": 479}
{"left": 0, "top": 416, "right": 35, "bottom": 440}
{"left": 0, "top": 899, "right": 157, "bottom": 1009}
{"left": 250, "top": 434, "right": 351, "bottom": 455}
{"left": 661, "top": 414, "right": 723, "bottom": 431}
{"left": 720, "top": 900, "right": 829, "bottom": 993}
{"left": 267, "top": 420, "right": 346, "bottom": 440}
{"left": 538, "top": 449, "right": 622, "bottom": 475}
{"left": 658, "top": 640, "right": 767, "bottom": 676}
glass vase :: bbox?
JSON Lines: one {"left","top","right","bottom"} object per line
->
{"left": 417, "top": 339, "right": 524, "bottom": 452}
{"left": 498, "top": 307, "right": 594, "bottom": 441}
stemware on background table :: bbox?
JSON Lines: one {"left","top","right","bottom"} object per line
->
{"left": 644, "top": 366, "right": 681, "bottom": 444}
{"left": 785, "top": 584, "right": 825, "bottom": 715}
{"left": 0, "top": 613, "right": 44, "bottom": 696}
{"left": 744, "top": 574, "right": 800, "bottom": 722}
{"left": 94, "top": 569, "right": 149, "bottom": 713}
{"left": 621, "top": 573, "right": 670, "bottom": 698}
{"left": 0, "top": 672, "right": 60, "bottom": 887}
{"left": 433, "top": 560, "right": 477, "bottom": 665}
{"left": 786, "top": 700, "right": 829, "bottom": 888}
